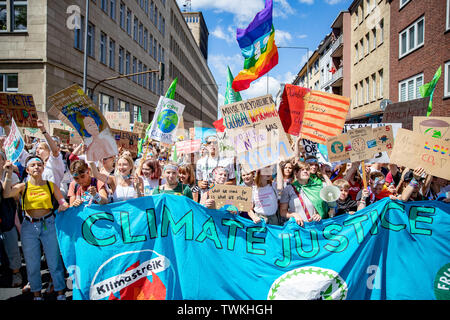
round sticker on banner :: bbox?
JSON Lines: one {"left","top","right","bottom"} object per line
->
{"left": 434, "top": 263, "right": 450, "bottom": 300}
{"left": 267, "top": 266, "right": 348, "bottom": 300}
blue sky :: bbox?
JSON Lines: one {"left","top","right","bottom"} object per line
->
{"left": 176, "top": 0, "right": 353, "bottom": 105}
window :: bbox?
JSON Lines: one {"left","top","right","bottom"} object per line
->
{"left": 139, "top": 22, "right": 143, "bottom": 46}
{"left": 101, "top": 0, "right": 108, "bottom": 13}
{"left": 354, "top": 84, "right": 359, "bottom": 107}
{"left": 143, "top": 65, "right": 147, "bottom": 88}
{"left": 144, "top": 28, "right": 148, "bottom": 51}
{"left": 118, "top": 99, "right": 129, "bottom": 112}
{"left": 119, "top": 2, "right": 125, "bottom": 29}
{"left": 150, "top": 1, "right": 154, "bottom": 22}
{"left": 149, "top": 72, "right": 153, "bottom": 92}
{"left": 447, "top": 0, "right": 450, "bottom": 31}
{"left": 133, "top": 17, "right": 138, "bottom": 41}
{"left": 365, "top": 33, "right": 370, "bottom": 55}
{"left": 149, "top": 34, "right": 153, "bottom": 56}
{"left": 154, "top": 6, "right": 158, "bottom": 26}
{"left": 125, "top": 51, "right": 130, "bottom": 74}
{"left": 400, "top": 0, "right": 411, "bottom": 9}
{"left": 379, "top": 19, "right": 384, "bottom": 45}
{"left": 99, "top": 93, "right": 114, "bottom": 113}
{"left": 138, "top": 61, "right": 142, "bottom": 85}
{"left": 0, "top": 73, "right": 18, "bottom": 92}
{"left": 365, "top": 77, "right": 370, "bottom": 103}
{"left": 132, "top": 105, "right": 141, "bottom": 123}
{"left": 399, "top": 17, "right": 424, "bottom": 58}
{"left": 399, "top": 73, "right": 423, "bottom": 102}
{"left": 132, "top": 57, "right": 137, "bottom": 82}
{"left": 110, "top": 0, "right": 116, "bottom": 20}
{"left": 1, "top": 0, "right": 28, "bottom": 32}
{"left": 87, "top": 23, "right": 95, "bottom": 57}
{"left": 118, "top": 46, "right": 124, "bottom": 74}
{"left": 153, "top": 38, "right": 157, "bottom": 58}
{"left": 354, "top": 44, "right": 358, "bottom": 63}
{"left": 372, "top": 28, "right": 376, "bottom": 50}
{"left": 444, "top": 61, "right": 450, "bottom": 97}
{"left": 74, "top": 16, "right": 84, "bottom": 50}
{"left": 371, "top": 74, "right": 376, "bottom": 101}
{"left": 360, "top": 80, "right": 364, "bottom": 105}
{"left": 100, "top": 32, "right": 107, "bottom": 64}
{"left": 360, "top": 39, "right": 364, "bottom": 60}
{"left": 161, "top": 17, "right": 165, "bottom": 36}
{"left": 126, "top": 9, "right": 131, "bottom": 35}
{"left": 109, "top": 38, "right": 115, "bottom": 69}
{"left": 379, "top": 69, "right": 383, "bottom": 98}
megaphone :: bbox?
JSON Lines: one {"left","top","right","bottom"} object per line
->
{"left": 320, "top": 185, "right": 341, "bottom": 208}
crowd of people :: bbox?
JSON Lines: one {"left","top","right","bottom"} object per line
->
{"left": 0, "top": 119, "right": 449, "bottom": 300}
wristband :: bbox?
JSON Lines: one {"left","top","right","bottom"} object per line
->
{"left": 92, "top": 192, "right": 102, "bottom": 204}
{"left": 409, "top": 178, "right": 419, "bottom": 188}
{"left": 42, "top": 131, "right": 47, "bottom": 135}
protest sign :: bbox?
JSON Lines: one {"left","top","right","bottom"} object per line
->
{"left": 389, "top": 128, "right": 450, "bottom": 180}
{"left": 52, "top": 128, "right": 71, "bottom": 145}
{"left": 48, "top": 84, "right": 118, "bottom": 162}
{"left": 148, "top": 96, "right": 185, "bottom": 144}
{"left": 347, "top": 127, "right": 378, "bottom": 162}
{"left": 111, "top": 129, "right": 140, "bottom": 156}
{"left": 105, "top": 112, "right": 131, "bottom": 131}
{"left": 207, "top": 185, "right": 252, "bottom": 212}
{"left": 413, "top": 117, "right": 450, "bottom": 143}
{"left": 4, "top": 118, "right": 24, "bottom": 163}
{"left": 278, "top": 84, "right": 309, "bottom": 136}
{"left": 300, "top": 90, "right": 350, "bottom": 144}
{"left": 382, "top": 98, "right": 429, "bottom": 130}
{"left": 193, "top": 124, "right": 217, "bottom": 143}
{"left": 56, "top": 195, "right": 450, "bottom": 300}
{"left": 372, "top": 125, "right": 394, "bottom": 154}
{"left": 216, "top": 130, "right": 235, "bottom": 158}
{"left": 326, "top": 133, "right": 350, "bottom": 163}
{"left": 220, "top": 95, "right": 293, "bottom": 171}
{"left": 0, "top": 92, "right": 38, "bottom": 128}
{"left": 175, "top": 139, "right": 201, "bottom": 154}
{"left": 301, "top": 139, "right": 319, "bottom": 157}
{"left": 132, "top": 121, "right": 149, "bottom": 139}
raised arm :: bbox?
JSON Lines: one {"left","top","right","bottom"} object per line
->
{"left": 37, "top": 119, "right": 59, "bottom": 157}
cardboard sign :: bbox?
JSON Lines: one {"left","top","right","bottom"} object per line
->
{"left": 300, "top": 90, "right": 350, "bottom": 144}
{"left": 413, "top": 117, "right": 450, "bottom": 143}
{"left": 53, "top": 128, "right": 71, "bottom": 144}
{"left": 110, "top": 129, "right": 140, "bottom": 156}
{"left": 0, "top": 92, "right": 38, "bottom": 128}
{"left": 348, "top": 127, "right": 378, "bottom": 162}
{"left": 175, "top": 139, "right": 201, "bottom": 154}
{"left": 4, "top": 118, "right": 24, "bottom": 163}
{"left": 278, "top": 84, "right": 309, "bottom": 136}
{"left": 326, "top": 133, "right": 350, "bottom": 163}
{"left": 372, "top": 125, "right": 394, "bottom": 154}
{"left": 48, "top": 84, "right": 118, "bottom": 162}
{"left": 133, "top": 121, "right": 149, "bottom": 139}
{"left": 382, "top": 98, "right": 429, "bottom": 130}
{"left": 389, "top": 128, "right": 450, "bottom": 180}
{"left": 105, "top": 112, "right": 131, "bottom": 131}
{"left": 208, "top": 185, "right": 253, "bottom": 212}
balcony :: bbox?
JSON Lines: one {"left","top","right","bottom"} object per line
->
{"left": 330, "top": 66, "right": 343, "bottom": 87}
{"left": 330, "top": 34, "right": 343, "bottom": 58}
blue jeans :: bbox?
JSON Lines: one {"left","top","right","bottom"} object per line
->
{"left": 21, "top": 215, "right": 66, "bottom": 293}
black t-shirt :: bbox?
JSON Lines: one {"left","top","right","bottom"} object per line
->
{"left": 335, "top": 195, "right": 358, "bottom": 216}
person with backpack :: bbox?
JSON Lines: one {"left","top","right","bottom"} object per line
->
{"left": 67, "top": 159, "right": 108, "bottom": 207}
{"left": 2, "top": 156, "right": 69, "bottom": 300}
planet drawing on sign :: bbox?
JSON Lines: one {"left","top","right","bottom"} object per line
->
{"left": 331, "top": 141, "right": 344, "bottom": 154}
{"left": 157, "top": 109, "right": 178, "bottom": 134}
{"left": 420, "top": 119, "right": 449, "bottom": 140}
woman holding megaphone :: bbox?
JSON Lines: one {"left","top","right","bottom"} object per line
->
{"left": 280, "top": 162, "right": 335, "bottom": 226}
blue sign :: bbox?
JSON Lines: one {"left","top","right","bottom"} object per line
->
{"left": 55, "top": 195, "right": 450, "bottom": 300}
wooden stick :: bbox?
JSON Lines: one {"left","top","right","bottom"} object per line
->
{"left": 361, "top": 160, "right": 368, "bottom": 189}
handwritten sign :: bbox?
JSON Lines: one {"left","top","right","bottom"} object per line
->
{"left": 220, "top": 95, "right": 293, "bottom": 172}
{"left": 389, "top": 128, "right": 450, "bottom": 180}
{"left": 413, "top": 117, "right": 450, "bottom": 143}
{"left": 348, "top": 127, "right": 377, "bottom": 162}
{"left": 175, "top": 139, "right": 201, "bottom": 154}
{"left": 110, "top": 129, "right": 140, "bottom": 156}
{"left": 300, "top": 90, "right": 350, "bottom": 144}
{"left": 372, "top": 125, "right": 394, "bottom": 154}
{"left": 0, "top": 93, "right": 38, "bottom": 128}
{"left": 132, "top": 121, "right": 149, "bottom": 139}
{"left": 53, "top": 128, "right": 71, "bottom": 145}
{"left": 278, "top": 84, "right": 309, "bottom": 136}
{"left": 382, "top": 98, "right": 428, "bottom": 130}
{"left": 208, "top": 185, "right": 253, "bottom": 212}
{"left": 105, "top": 112, "right": 130, "bottom": 131}
{"left": 326, "top": 133, "right": 350, "bottom": 163}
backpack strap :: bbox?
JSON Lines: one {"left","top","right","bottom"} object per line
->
{"left": 21, "top": 181, "right": 28, "bottom": 213}
{"left": 45, "top": 180, "right": 58, "bottom": 212}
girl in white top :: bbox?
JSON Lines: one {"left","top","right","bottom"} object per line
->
{"left": 139, "top": 159, "right": 162, "bottom": 196}
{"left": 248, "top": 166, "right": 279, "bottom": 225}
{"left": 88, "top": 154, "right": 143, "bottom": 202}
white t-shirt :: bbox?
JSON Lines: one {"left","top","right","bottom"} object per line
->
{"left": 196, "top": 156, "right": 235, "bottom": 183}
{"left": 142, "top": 177, "right": 159, "bottom": 196}
{"left": 42, "top": 153, "right": 66, "bottom": 187}
{"left": 252, "top": 184, "right": 278, "bottom": 216}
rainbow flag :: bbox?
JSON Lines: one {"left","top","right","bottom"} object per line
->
{"left": 232, "top": 0, "right": 278, "bottom": 92}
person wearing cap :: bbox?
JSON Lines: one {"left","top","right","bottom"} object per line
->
{"left": 151, "top": 162, "right": 193, "bottom": 199}
{"left": 2, "top": 156, "right": 68, "bottom": 300}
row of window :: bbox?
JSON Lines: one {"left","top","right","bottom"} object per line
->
{"left": 353, "top": 69, "right": 384, "bottom": 108}
{"left": 354, "top": 20, "right": 384, "bottom": 64}
{"left": 354, "top": 0, "right": 383, "bottom": 29}
{"left": 99, "top": 92, "right": 143, "bottom": 124}
{"left": 0, "top": 73, "right": 18, "bottom": 92}
{"left": 0, "top": 0, "right": 27, "bottom": 32}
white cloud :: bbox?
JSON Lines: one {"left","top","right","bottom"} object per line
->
{"left": 240, "top": 75, "right": 283, "bottom": 101}
{"left": 208, "top": 53, "right": 243, "bottom": 80}
{"left": 275, "top": 30, "right": 293, "bottom": 46}
{"left": 298, "top": 0, "right": 314, "bottom": 4}
{"left": 273, "top": 0, "right": 296, "bottom": 18}
{"left": 211, "top": 25, "right": 235, "bottom": 43}
{"left": 297, "top": 34, "right": 308, "bottom": 39}
{"left": 324, "top": 0, "right": 346, "bottom": 4}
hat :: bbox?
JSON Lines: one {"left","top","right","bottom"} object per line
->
{"left": 403, "top": 170, "right": 414, "bottom": 182}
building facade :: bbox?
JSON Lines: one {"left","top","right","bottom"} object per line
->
{"left": 0, "top": 0, "right": 218, "bottom": 127}
{"left": 182, "top": 11, "right": 208, "bottom": 61}
{"left": 389, "top": 0, "right": 450, "bottom": 117}
{"left": 348, "top": 0, "right": 390, "bottom": 121}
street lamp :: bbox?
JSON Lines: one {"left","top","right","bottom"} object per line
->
{"left": 200, "top": 83, "right": 219, "bottom": 124}
{"left": 277, "top": 46, "right": 310, "bottom": 88}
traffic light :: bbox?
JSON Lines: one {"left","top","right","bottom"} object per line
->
{"left": 158, "top": 62, "right": 165, "bottom": 81}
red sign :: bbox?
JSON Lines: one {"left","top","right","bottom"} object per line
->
{"left": 278, "top": 84, "right": 310, "bottom": 136}
{"left": 175, "top": 139, "right": 202, "bottom": 154}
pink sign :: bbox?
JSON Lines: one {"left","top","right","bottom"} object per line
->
{"left": 176, "top": 139, "right": 202, "bottom": 154}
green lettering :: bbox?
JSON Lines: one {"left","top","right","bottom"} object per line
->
{"left": 409, "top": 206, "right": 435, "bottom": 236}
{"left": 275, "top": 233, "right": 291, "bottom": 268}
{"left": 294, "top": 229, "right": 320, "bottom": 258}
{"left": 323, "top": 224, "right": 348, "bottom": 253}
{"left": 146, "top": 208, "right": 158, "bottom": 239}
{"left": 222, "top": 219, "right": 244, "bottom": 251}
{"left": 381, "top": 201, "right": 406, "bottom": 232}
{"left": 161, "top": 206, "right": 194, "bottom": 240}
{"left": 343, "top": 214, "right": 369, "bottom": 244}
{"left": 120, "top": 212, "right": 146, "bottom": 244}
{"left": 246, "top": 226, "right": 267, "bottom": 255}
{"left": 368, "top": 209, "right": 380, "bottom": 235}
{"left": 196, "top": 217, "right": 223, "bottom": 249}
{"left": 82, "top": 212, "right": 116, "bottom": 247}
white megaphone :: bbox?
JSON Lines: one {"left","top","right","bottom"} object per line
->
{"left": 320, "top": 185, "right": 341, "bottom": 208}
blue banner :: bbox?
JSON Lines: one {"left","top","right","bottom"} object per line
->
{"left": 55, "top": 195, "right": 450, "bottom": 300}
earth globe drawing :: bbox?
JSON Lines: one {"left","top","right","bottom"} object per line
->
{"left": 331, "top": 141, "right": 344, "bottom": 154}
{"left": 157, "top": 109, "right": 178, "bottom": 133}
